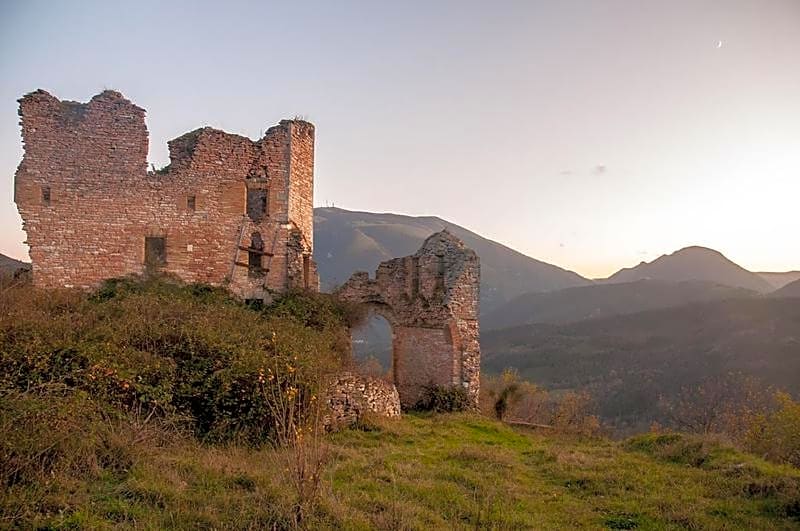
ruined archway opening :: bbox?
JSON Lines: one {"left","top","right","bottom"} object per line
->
{"left": 350, "top": 309, "right": 394, "bottom": 382}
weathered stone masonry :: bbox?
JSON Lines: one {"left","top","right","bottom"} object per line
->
{"left": 337, "top": 231, "right": 481, "bottom": 408}
{"left": 14, "top": 89, "right": 318, "bottom": 299}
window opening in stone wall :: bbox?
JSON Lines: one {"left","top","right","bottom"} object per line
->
{"left": 248, "top": 232, "right": 264, "bottom": 277}
{"left": 351, "top": 311, "right": 393, "bottom": 380}
{"left": 246, "top": 188, "right": 268, "bottom": 222}
{"left": 410, "top": 256, "right": 420, "bottom": 297}
{"left": 303, "top": 255, "right": 310, "bottom": 289}
{"left": 144, "top": 237, "right": 166, "bottom": 268}
{"left": 187, "top": 195, "right": 196, "bottom": 211}
{"left": 41, "top": 185, "right": 50, "bottom": 206}
{"left": 436, "top": 255, "right": 445, "bottom": 290}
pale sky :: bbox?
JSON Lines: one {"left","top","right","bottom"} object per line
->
{"left": 1, "top": 0, "right": 798, "bottom": 278}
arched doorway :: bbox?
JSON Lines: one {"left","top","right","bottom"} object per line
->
{"left": 336, "top": 231, "right": 481, "bottom": 409}
{"left": 351, "top": 309, "right": 393, "bottom": 380}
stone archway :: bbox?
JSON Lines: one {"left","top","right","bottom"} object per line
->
{"left": 336, "top": 230, "right": 481, "bottom": 409}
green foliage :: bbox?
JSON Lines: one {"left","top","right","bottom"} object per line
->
{"left": 0, "top": 277, "right": 350, "bottom": 445}
{"left": 746, "top": 392, "right": 800, "bottom": 467}
{"left": 481, "top": 369, "right": 602, "bottom": 435}
{"left": 3, "top": 276, "right": 800, "bottom": 528}
{"left": 413, "top": 384, "right": 472, "bottom": 413}
{"left": 485, "top": 368, "right": 521, "bottom": 420}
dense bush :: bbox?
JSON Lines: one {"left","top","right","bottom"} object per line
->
{"left": 0, "top": 275, "right": 351, "bottom": 445}
{"left": 480, "top": 369, "right": 601, "bottom": 435}
{"left": 660, "top": 374, "right": 800, "bottom": 468}
{"left": 745, "top": 392, "right": 800, "bottom": 468}
{"left": 413, "top": 384, "right": 472, "bottom": 413}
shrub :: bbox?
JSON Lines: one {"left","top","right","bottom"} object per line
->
{"left": 484, "top": 369, "right": 522, "bottom": 420}
{"left": 745, "top": 392, "right": 800, "bottom": 468}
{"left": 0, "top": 277, "right": 350, "bottom": 446}
{"left": 480, "top": 370, "right": 601, "bottom": 435}
{"left": 413, "top": 384, "right": 472, "bottom": 413}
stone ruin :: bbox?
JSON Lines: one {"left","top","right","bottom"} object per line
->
{"left": 14, "top": 89, "right": 317, "bottom": 300}
{"left": 12, "top": 88, "right": 482, "bottom": 417}
{"left": 337, "top": 231, "right": 481, "bottom": 409}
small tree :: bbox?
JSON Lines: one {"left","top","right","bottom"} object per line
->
{"left": 660, "top": 373, "right": 771, "bottom": 437}
{"left": 745, "top": 391, "right": 800, "bottom": 467}
{"left": 487, "top": 369, "right": 522, "bottom": 421}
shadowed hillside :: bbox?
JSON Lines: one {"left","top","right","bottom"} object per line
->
{"left": 759, "top": 271, "right": 800, "bottom": 290}
{"left": 0, "top": 253, "right": 28, "bottom": 274}
{"left": 482, "top": 297, "right": 800, "bottom": 431}
{"left": 772, "top": 279, "right": 800, "bottom": 298}
{"left": 314, "top": 207, "right": 590, "bottom": 314}
{"left": 603, "top": 246, "right": 773, "bottom": 293}
{"left": 482, "top": 279, "right": 757, "bottom": 330}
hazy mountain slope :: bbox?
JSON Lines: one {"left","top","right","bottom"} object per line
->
{"left": 482, "top": 279, "right": 758, "bottom": 330}
{"left": 0, "top": 253, "right": 29, "bottom": 274}
{"left": 604, "top": 246, "right": 773, "bottom": 293}
{"left": 771, "top": 279, "right": 800, "bottom": 298}
{"left": 758, "top": 271, "right": 800, "bottom": 290}
{"left": 482, "top": 298, "right": 800, "bottom": 430}
{"left": 314, "top": 207, "right": 591, "bottom": 313}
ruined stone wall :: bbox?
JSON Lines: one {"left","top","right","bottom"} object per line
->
{"left": 14, "top": 89, "right": 318, "bottom": 298}
{"left": 325, "top": 372, "right": 401, "bottom": 429}
{"left": 337, "top": 231, "right": 481, "bottom": 408}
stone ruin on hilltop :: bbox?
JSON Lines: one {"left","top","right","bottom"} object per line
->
{"left": 336, "top": 230, "right": 481, "bottom": 408}
{"left": 14, "top": 89, "right": 317, "bottom": 300}
{"left": 13, "top": 89, "right": 481, "bottom": 412}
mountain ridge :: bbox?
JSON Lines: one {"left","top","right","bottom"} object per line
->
{"left": 482, "top": 279, "right": 758, "bottom": 330}
{"left": 602, "top": 245, "right": 773, "bottom": 293}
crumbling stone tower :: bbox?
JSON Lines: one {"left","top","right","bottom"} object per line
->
{"left": 14, "top": 89, "right": 317, "bottom": 299}
{"left": 337, "top": 231, "right": 481, "bottom": 408}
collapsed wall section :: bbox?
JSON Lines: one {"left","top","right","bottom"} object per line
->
{"left": 336, "top": 231, "right": 481, "bottom": 408}
{"left": 14, "top": 89, "right": 318, "bottom": 298}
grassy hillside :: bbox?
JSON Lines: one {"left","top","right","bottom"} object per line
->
{"left": 2, "top": 277, "right": 799, "bottom": 529}
{"left": 4, "top": 411, "right": 800, "bottom": 529}
{"left": 483, "top": 297, "right": 800, "bottom": 431}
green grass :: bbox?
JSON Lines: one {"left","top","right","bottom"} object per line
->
{"left": 6, "top": 414, "right": 798, "bottom": 529}
{"left": 2, "top": 277, "right": 798, "bottom": 529}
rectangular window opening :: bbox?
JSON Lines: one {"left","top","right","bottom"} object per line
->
{"left": 187, "top": 195, "right": 196, "bottom": 211}
{"left": 436, "top": 255, "right": 445, "bottom": 290}
{"left": 410, "top": 256, "right": 420, "bottom": 297}
{"left": 246, "top": 188, "right": 268, "bottom": 221}
{"left": 303, "top": 255, "right": 310, "bottom": 289}
{"left": 42, "top": 185, "right": 51, "bottom": 206}
{"left": 145, "top": 237, "right": 167, "bottom": 268}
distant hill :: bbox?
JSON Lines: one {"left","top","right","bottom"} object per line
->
{"left": 482, "top": 297, "right": 800, "bottom": 431}
{"left": 0, "top": 253, "right": 29, "bottom": 274}
{"left": 482, "top": 279, "right": 758, "bottom": 330}
{"left": 758, "top": 271, "right": 800, "bottom": 290}
{"left": 314, "top": 207, "right": 590, "bottom": 314}
{"left": 771, "top": 279, "right": 800, "bottom": 298}
{"left": 603, "top": 246, "right": 773, "bottom": 293}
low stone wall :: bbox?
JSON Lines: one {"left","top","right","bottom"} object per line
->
{"left": 325, "top": 372, "right": 401, "bottom": 428}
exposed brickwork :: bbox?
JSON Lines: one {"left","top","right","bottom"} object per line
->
{"left": 325, "top": 372, "right": 401, "bottom": 429}
{"left": 14, "top": 89, "right": 318, "bottom": 298}
{"left": 337, "top": 231, "right": 481, "bottom": 408}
